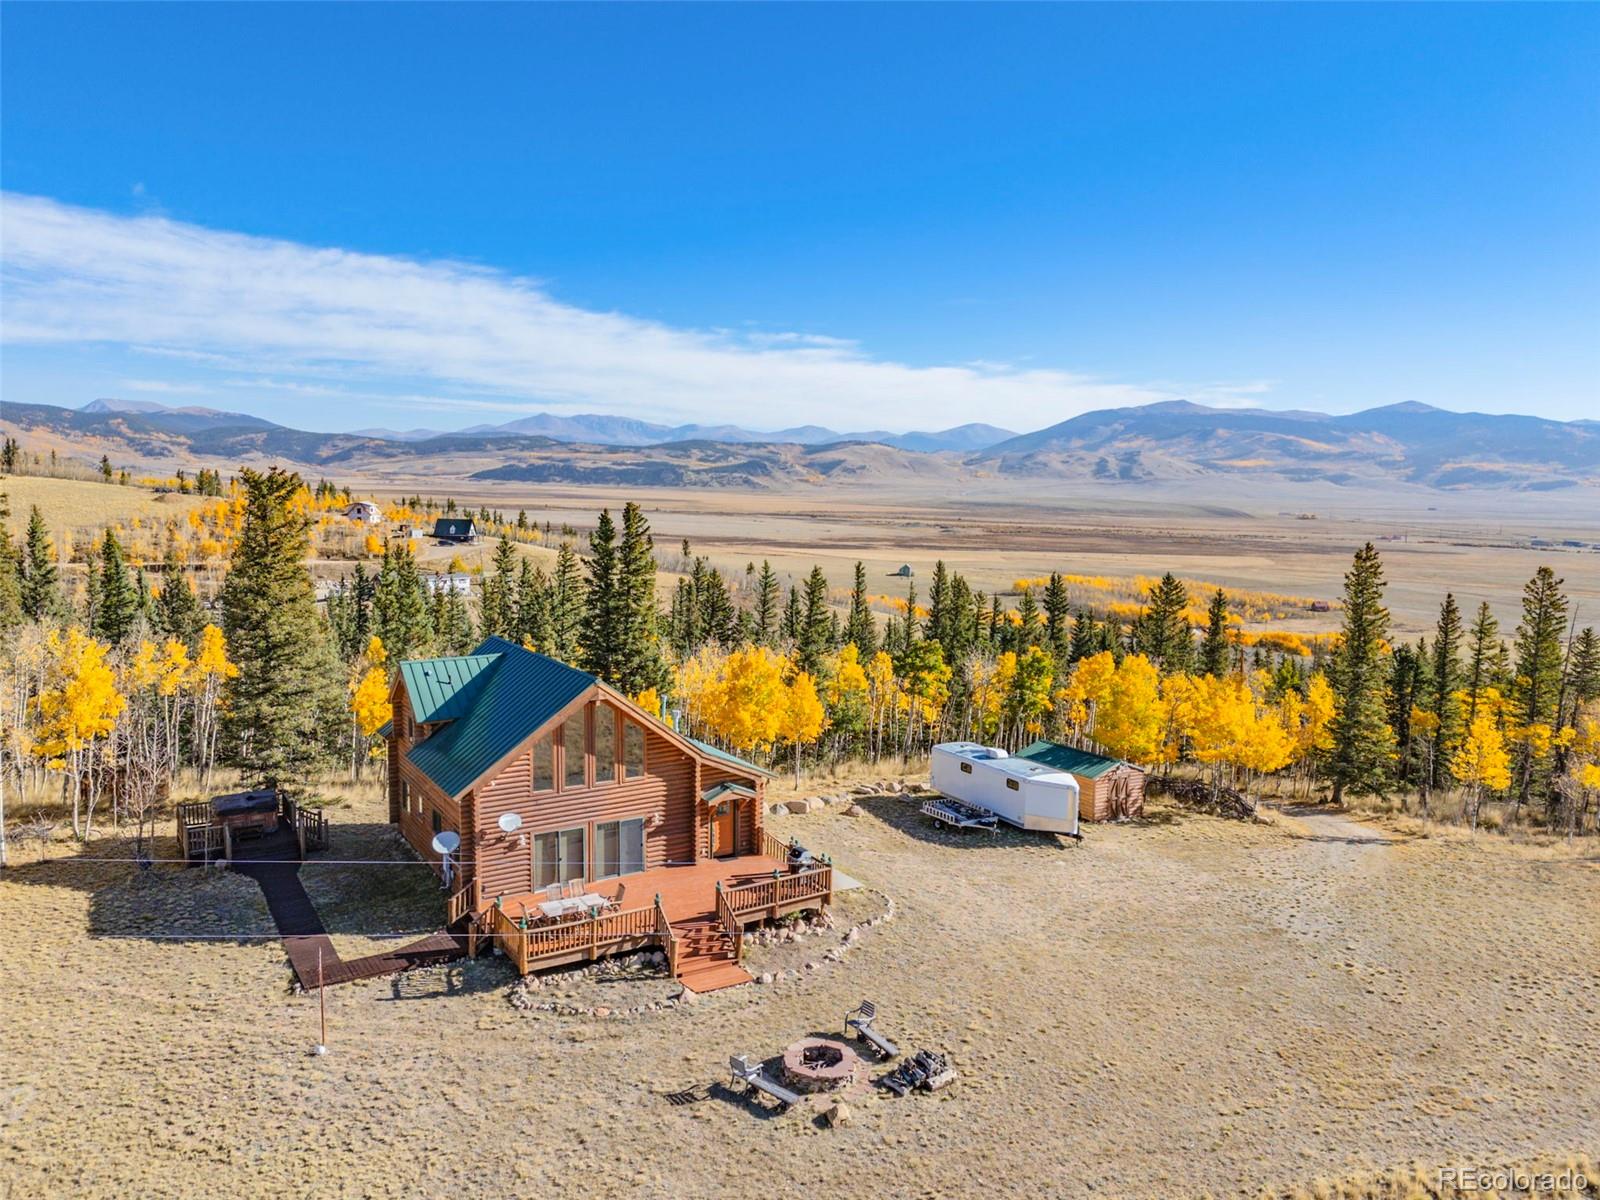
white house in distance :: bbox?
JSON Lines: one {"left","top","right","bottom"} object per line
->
{"left": 426, "top": 573, "right": 473, "bottom": 597}
{"left": 343, "top": 501, "right": 383, "bottom": 524}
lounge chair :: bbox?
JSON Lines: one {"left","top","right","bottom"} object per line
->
{"left": 606, "top": 882, "right": 626, "bottom": 912}
{"left": 845, "top": 1000, "right": 900, "bottom": 1060}
{"left": 729, "top": 1054, "right": 801, "bottom": 1110}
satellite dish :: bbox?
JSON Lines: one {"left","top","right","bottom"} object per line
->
{"left": 498, "top": 812, "right": 523, "bottom": 834}
{"left": 431, "top": 830, "right": 461, "bottom": 856}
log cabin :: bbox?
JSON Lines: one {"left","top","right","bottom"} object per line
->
{"left": 384, "top": 636, "right": 831, "bottom": 992}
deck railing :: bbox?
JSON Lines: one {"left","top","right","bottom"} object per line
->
{"left": 446, "top": 878, "right": 480, "bottom": 927}
{"left": 723, "top": 864, "right": 833, "bottom": 920}
{"left": 714, "top": 882, "right": 743, "bottom": 964}
{"left": 654, "top": 896, "right": 679, "bottom": 977}
{"left": 761, "top": 829, "right": 792, "bottom": 863}
{"left": 487, "top": 901, "right": 662, "bottom": 976}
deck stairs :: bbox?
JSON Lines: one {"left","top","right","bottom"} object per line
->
{"left": 672, "top": 915, "right": 753, "bottom": 993}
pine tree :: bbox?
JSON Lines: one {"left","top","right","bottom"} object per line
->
{"left": 1386, "top": 640, "right": 1427, "bottom": 787}
{"left": 1564, "top": 627, "right": 1600, "bottom": 719}
{"left": 548, "top": 541, "right": 584, "bottom": 664}
{"left": 93, "top": 528, "right": 138, "bottom": 644}
{"left": 0, "top": 493, "right": 23, "bottom": 631}
{"left": 1464, "top": 601, "right": 1500, "bottom": 726}
{"left": 1425, "top": 592, "right": 1464, "bottom": 789}
{"left": 843, "top": 561, "right": 876, "bottom": 657}
{"left": 753, "top": 560, "right": 782, "bottom": 647}
{"left": 480, "top": 537, "right": 519, "bottom": 639}
{"left": 1012, "top": 586, "right": 1039, "bottom": 653}
{"left": 18, "top": 505, "right": 60, "bottom": 621}
{"left": 782, "top": 584, "right": 801, "bottom": 643}
{"left": 1070, "top": 608, "right": 1100, "bottom": 663}
{"left": 580, "top": 510, "right": 620, "bottom": 677}
{"left": 1327, "top": 543, "right": 1395, "bottom": 805}
{"left": 796, "top": 565, "right": 832, "bottom": 677}
{"left": 434, "top": 584, "right": 476, "bottom": 655}
{"left": 1198, "top": 588, "right": 1231, "bottom": 678}
{"left": 220, "top": 467, "right": 344, "bottom": 784}
{"left": 1509, "top": 566, "right": 1567, "bottom": 820}
{"left": 514, "top": 560, "right": 548, "bottom": 648}
{"left": 1043, "top": 572, "right": 1072, "bottom": 662}
{"left": 610, "top": 502, "right": 668, "bottom": 695}
{"left": 372, "top": 544, "right": 433, "bottom": 660}
{"left": 1134, "top": 572, "right": 1192, "bottom": 674}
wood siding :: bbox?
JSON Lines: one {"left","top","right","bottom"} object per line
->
{"left": 1076, "top": 764, "right": 1146, "bottom": 821}
{"left": 469, "top": 705, "right": 700, "bottom": 902}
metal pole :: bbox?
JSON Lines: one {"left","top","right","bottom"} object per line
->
{"left": 317, "top": 948, "right": 327, "bottom": 1054}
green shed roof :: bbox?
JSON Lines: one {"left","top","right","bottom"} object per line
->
{"left": 431, "top": 517, "right": 478, "bottom": 537}
{"left": 398, "top": 654, "right": 500, "bottom": 723}
{"left": 1012, "top": 740, "right": 1134, "bottom": 778}
{"left": 404, "top": 637, "right": 594, "bottom": 798}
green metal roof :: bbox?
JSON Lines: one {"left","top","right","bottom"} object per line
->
{"left": 404, "top": 637, "right": 595, "bottom": 798}
{"left": 431, "top": 517, "right": 478, "bottom": 537}
{"left": 1013, "top": 740, "right": 1132, "bottom": 779}
{"left": 685, "top": 735, "right": 774, "bottom": 779}
{"left": 702, "top": 781, "right": 758, "bottom": 803}
{"left": 398, "top": 654, "right": 501, "bottom": 723}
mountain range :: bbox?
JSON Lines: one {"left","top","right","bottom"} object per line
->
{"left": 1, "top": 397, "right": 1594, "bottom": 491}
{"left": 347, "top": 409, "right": 1016, "bottom": 453}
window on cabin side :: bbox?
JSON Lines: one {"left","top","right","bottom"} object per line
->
{"left": 624, "top": 720, "right": 645, "bottom": 778}
{"left": 563, "top": 715, "right": 586, "bottom": 789}
{"left": 594, "top": 704, "right": 617, "bottom": 785}
{"left": 531, "top": 736, "right": 554, "bottom": 792}
{"left": 431, "top": 808, "right": 443, "bottom": 833}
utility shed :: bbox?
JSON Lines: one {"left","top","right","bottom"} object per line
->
{"left": 1012, "top": 740, "right": 1145, "bottom": 821}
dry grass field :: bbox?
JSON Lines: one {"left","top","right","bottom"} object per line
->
{"left": 383, "top": 475, "right": 1599, "bottom": 638}
{"left": 3, "top": 778, "right": 1596, "bottom": 1199}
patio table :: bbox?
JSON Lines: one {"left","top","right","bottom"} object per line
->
{"left": 538, "top": 893, "right": 607, "bottom": 920}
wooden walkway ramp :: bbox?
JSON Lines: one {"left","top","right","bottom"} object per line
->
{"left": 229, "top": 831, "right": 463, "bottom": 990}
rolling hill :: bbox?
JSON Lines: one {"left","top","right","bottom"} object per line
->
{"left": 0, "top": 398, "right": 1593, "bottom": 491}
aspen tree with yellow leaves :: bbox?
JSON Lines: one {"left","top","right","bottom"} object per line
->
{"left": 34, "top": 627, "right": 126, "bottom": 839}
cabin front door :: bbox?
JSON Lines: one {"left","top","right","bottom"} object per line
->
{"left": 711, "top": 800, "right": 735, "bottom": 858}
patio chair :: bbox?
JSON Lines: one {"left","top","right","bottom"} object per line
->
{"left": 729, "top": 1054, "right": 801, "bottom": 1110}
{"left": 845, "top": 999, "right": 900, "bottom": 1060}
{"left": 606, "top": 883, "right": 626, "bottom": 912}
{"left": 541, "top": 883, "right": 564, "bottom": 904}
{"left": 563, "top": 879, "right": 584, "bottom": 901}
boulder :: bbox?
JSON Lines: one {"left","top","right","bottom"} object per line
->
{"left": 826, "top": 1102, "right": 852, "bottom": 1128}
{"left": 843, "top": 804, "right": 864, "bottom": 818}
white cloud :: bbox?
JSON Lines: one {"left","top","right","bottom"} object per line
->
{"left": 2, "top": 192, "right": 1210, "bottom": 430}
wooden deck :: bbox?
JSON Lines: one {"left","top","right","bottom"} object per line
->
{"left": 231, "top": 828, "right": 463, "bottom": 990}
{"left": 481, "top": 852, "right": 833, "bottom": 993}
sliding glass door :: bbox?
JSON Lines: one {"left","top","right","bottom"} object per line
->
{"left": 594, "top": 818, "right": 645, "bottom": 879}
{"left": 533, "top": 826, "right": 587, "bottom": 889}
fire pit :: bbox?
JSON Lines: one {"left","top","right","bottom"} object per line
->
{"left": 781, "top": 1037, "right": 862, "bottom": 1093}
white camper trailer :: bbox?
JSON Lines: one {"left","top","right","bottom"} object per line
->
{"left": 929, "top": 742, "right": 1081, "bottom": 836}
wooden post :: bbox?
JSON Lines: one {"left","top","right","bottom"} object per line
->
{"left": 316, "top": 947, "right": 327, "bottom": 1054}
{"left": 222, "top": 822, "right": 232, "bottom": 865}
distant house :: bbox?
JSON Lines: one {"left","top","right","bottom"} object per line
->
{"left": 1010, "top": 741, "right": 1145, "bottom": 821}
{"left": 384, "top": 637, "right": 827, "bottom": 990}
{"left": 426, "top": 572, "right": 472, "bottom": 597}
{"left": 343, "top": 501, "right": 383, "bottom": 524}
{"left": 891, "top": 564, "right": 914, "bottom": 578}
{"left": 431, "top": 517, "right": 479, "bottom": 544}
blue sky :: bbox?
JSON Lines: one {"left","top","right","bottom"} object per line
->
{"left": 2, "top": 3, "right": 1596, "bottom": 432}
